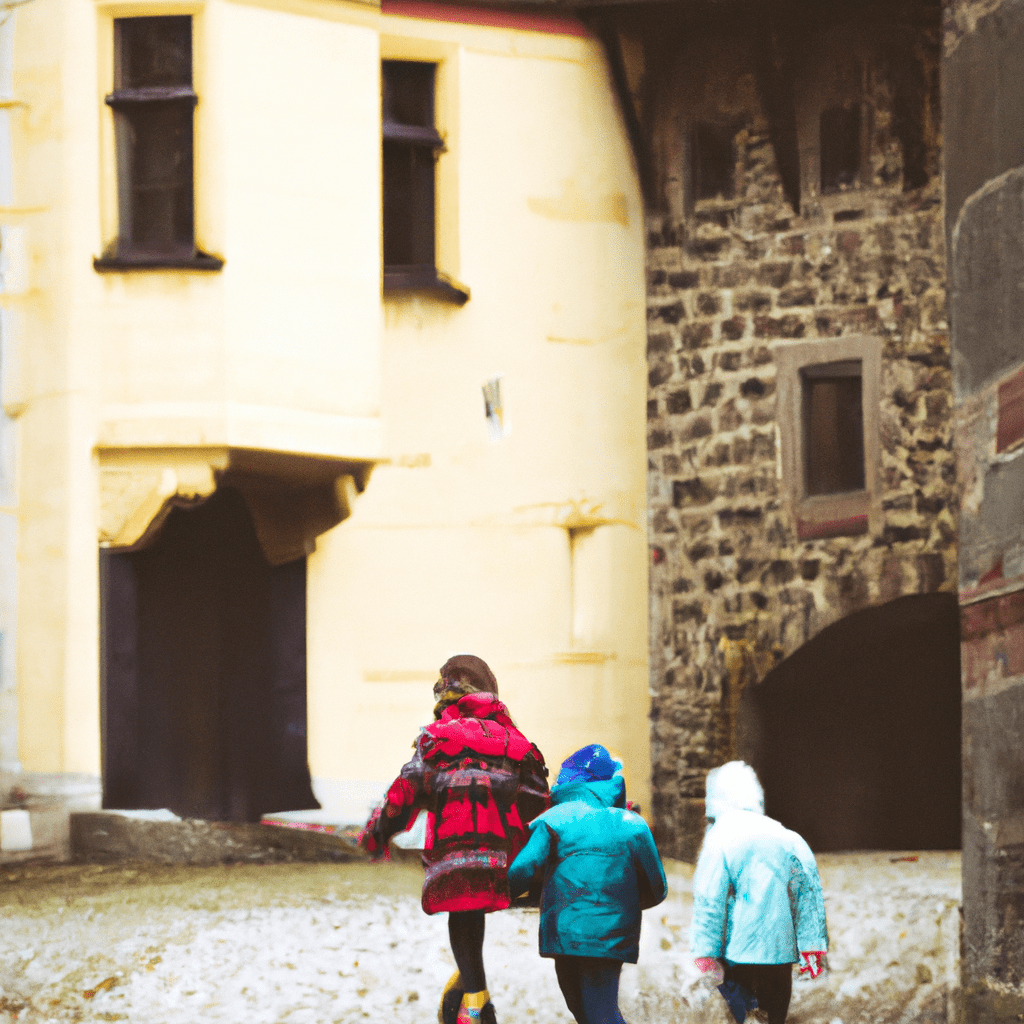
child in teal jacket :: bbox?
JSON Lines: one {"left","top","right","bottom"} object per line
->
{"left": 507, "top": 744, "right": 667, "bottom": 1024}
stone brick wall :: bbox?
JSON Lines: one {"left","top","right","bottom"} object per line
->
{"left": 944, "top": 0, "right": 1024, "bottom": 1015}
{"left": 642, "top": 16, "right": 956, "bottom": 858}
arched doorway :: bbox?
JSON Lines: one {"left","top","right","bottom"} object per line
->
{"left": 737, "top": 592, "right": 961, "bottom": 851}
{"left": 100, "top": 486, "right": 319, "bottom": 822}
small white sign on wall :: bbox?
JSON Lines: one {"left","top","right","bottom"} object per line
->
{"left": 482, "top": 375, "right": 509, "bottom": 442}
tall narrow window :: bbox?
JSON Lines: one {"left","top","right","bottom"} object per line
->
{"left": 382, "top": 61, "right": 441, "bottom": 283}
{"left": 691, "top": 122, "right": 736, "bottom": 202}
{"left": 820, "top": 104, "right": 861, "bottom": 193}
{"left": 801, "top": 360, "right": 865, "bottom": 495}
{"left": 97, "top": 17, "right": 220, "bottom": 270}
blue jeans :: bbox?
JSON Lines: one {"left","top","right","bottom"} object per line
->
{"left": 553, "top": 956, "right": 626, "bottom": 1024}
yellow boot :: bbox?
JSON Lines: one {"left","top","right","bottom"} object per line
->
{"left": 439, "top": 972, "right": 463, "bottom": 1024}
{"left": 456, "top": 989, "right": 493, "bottom": 1024}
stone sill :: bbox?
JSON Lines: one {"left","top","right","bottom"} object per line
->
{"left": 94, "top": 252, "right": 225, "bottom": 272}
{"left": 796, "top": 491, "right": 871, "bottom": 541}
{"left": 383, "top": 267, "right": 470, "bottom": 305}
{"left": 797, "top": 511, "right": 870, "bottom": 541}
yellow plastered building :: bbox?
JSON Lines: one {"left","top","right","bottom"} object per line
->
{"left": 0, "top": 0, "right": 648, "bottom": 854}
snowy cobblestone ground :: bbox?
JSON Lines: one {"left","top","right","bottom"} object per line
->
{"left": 0, "top": 850, "right": 959, "bottom": 1024}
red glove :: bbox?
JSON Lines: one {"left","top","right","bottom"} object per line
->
{"left": 694, "top": 957, "right": 724, "bottom": 981}
{"left": 799, "top": 951, "right": 826, "bottom": 979}
{"left": 357, "top": 805, "right": 391, "bottom": 862}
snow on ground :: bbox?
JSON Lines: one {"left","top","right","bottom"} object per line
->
{"left": 0, "top": 850, "right": 959, "bottom": 1024}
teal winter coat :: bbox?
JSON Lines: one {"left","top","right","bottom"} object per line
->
{"left": 507, "top": 776, "right": 667, "bottom": 963}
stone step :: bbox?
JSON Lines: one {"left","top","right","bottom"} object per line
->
{"left": 70, "top": 811, "right": 365, "bottom": 865}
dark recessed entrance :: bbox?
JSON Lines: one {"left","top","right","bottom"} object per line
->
{"left": 100, "top": 485, "right": 319, "bottom": 822}
{"left": 737, "top": 592, "right": 961, "bottom": 851}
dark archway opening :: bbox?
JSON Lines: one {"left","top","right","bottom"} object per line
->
{"left": 737, "top": 592, "right": 961, "bottom": 851}
{"left": 100, "top": 485, "right": 319, "bottom": 822}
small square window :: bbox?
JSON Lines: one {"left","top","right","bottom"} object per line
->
{"left": 382, "top": 60, "right": 435, "bottom": 131}
{"left": 820, "top": 104, "right": 861, "bottom": 193}
{"left": 801, "top": 360, "right": 865, "bottom": 496}
{"left": 116, "top": 15, "right": 192, "bottom": 89}
{"left": 692, "top": 122, "right": 736, "bottom": 202}
{"left": 96, "top": 16, "right": 220, "bottom": 271}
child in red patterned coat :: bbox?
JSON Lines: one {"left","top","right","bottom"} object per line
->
{"left": 360, "top": 654, "right": 549, "bottom": 1024}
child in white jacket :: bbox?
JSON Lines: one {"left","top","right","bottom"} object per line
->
{"left": 690, "top": 761, "right": 828, "bottom": 1024}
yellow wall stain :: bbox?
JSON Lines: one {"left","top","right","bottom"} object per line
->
{"left": 528, "top": 180, "right": 629, "bottom": 227}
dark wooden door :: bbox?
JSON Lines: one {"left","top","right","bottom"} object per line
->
{"left": 100, "top": 486, "right": 319, "bottom": 821}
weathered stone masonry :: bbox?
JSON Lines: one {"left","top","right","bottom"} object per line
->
{"left": 944, "top": 0, "right": 1024, "bottom": 1016}
{"left": 636, "top": 6, "right": 957, "bottom": 859}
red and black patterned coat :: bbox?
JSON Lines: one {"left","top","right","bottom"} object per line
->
{"left": 364, "top": 692, "right": 549, "bottom": 914}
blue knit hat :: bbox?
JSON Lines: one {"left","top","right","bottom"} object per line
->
{"left": 556, "top": 744, "right": 619, "bottom": 786}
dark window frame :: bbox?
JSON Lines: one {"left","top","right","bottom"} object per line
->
{"left": 95, "top": 16, "right": 222, "bottom": 273}
{"left": 381, "top": 59, "right": 467, "bottom": 305}
{"left": 776, "top": 336, "right": 880, "bottom": 540}
{"left": 800, "top": 359, "right": 866, "bottom": 497}
{"left": 819, "top": 103, "right": 864, "bottom": 194}
{"left": 691, "top": 121, "right": 737, "bottom": 203}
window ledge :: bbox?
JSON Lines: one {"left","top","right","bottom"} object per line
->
{"left": 94, "top": 252, "right": 224, "bottom": 273}
{"left": 106, "top": 86, "right": 198, "bottom": 106}
{"left": 384, "top": 267, "right": 469, "bottom": 305}
{"left": 796, "top": 491, "right": 870, "bottom": 540}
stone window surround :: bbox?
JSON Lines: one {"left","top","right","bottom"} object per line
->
{"left": 774, "top": 334, "right": 882, "bottom": 541}
{"left": 656, "top": 24, "right": 918, "bottom": 220}
{"left": 674, "top": 81, "right": 891, "bottom": 220}
{"left": 797, "top": 94, "right": 872, "bottom": 204}
{"left": 792, "top": 35, "right": 915, "bottom": 209}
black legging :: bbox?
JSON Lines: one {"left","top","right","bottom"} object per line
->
{"left": 722, "top": 963, "right": 793, "bottom": 1024}
{"left": 554, "top": 956, "right": 626, "bottom": 1024}
{"left": 449, "top": 911, "right": 487, "bottom": 993}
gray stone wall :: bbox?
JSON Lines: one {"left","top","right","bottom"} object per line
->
{"left": 944, "top": 0, "right": 1024, "bottom": 1018}
{"left": 644, "top": 17, "right": 957, "bottom": 859}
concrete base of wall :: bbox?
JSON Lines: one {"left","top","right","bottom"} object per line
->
{"left": 0, "top": 772, "right": 101, "bottom": 864}
{"left": 956, "top": 981, "right": 1024, "bottom": 1024}
{"left": 0, "top": 773, "right": 381, "bottom": 864}
{"left": 70, "top": 811, "right": 364, "bottom": 864}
